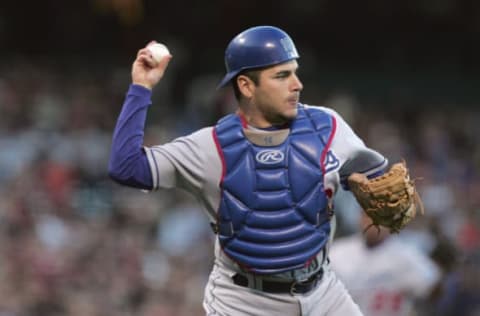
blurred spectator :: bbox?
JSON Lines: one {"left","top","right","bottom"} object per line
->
{"left": 435, "top": 251, "right": 480, "bottom": 316}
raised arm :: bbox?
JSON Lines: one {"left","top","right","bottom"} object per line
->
{"left": 108, "top": 42, "right": 172, "bottom": 189}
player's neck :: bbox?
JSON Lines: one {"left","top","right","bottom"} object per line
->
{"left": 236, "top": 108, "right": 289, "bottom": 130}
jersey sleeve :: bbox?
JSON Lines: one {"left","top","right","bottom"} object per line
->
{"left": 144, "top": 127, "right": 218, "bottom": 193}
{"left": 317, "top": 106, "right": 388, "bottom": 189}
{"left": 108, "top": 84, "right": 154, "bottom": 190}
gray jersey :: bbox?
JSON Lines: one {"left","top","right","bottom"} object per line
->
{"left": 144, "top": 105, "right": 387, "bottom": 279}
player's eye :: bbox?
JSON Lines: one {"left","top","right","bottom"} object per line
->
{"left": 275, "top": 71, "right": 290, "bottom": 79}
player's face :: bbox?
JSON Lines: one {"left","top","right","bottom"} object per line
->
{"left": 250, "top": 60, "right": 303, "bottom": 126}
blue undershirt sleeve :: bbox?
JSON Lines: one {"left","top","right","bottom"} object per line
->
{"left": 341, "top": 168, "right": 386, "bottom": 191}
{"left": 108, "top": 84, "right": 153, "bottom": 189}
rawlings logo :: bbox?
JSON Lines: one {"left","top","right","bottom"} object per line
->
{"left": 256, "top": 150, "right": 285, "bottom": 164}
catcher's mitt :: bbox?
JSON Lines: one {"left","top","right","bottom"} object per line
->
{"left": 348, "top": 161, "right": 423, "bottom": 233}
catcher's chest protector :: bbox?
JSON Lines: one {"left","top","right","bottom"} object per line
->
{"left": 213, "top": 106, "right": 335, "bottom": 274}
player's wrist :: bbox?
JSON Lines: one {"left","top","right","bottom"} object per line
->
{"left": 129, "top": 84, "right": 153, "bottom": 98}
{"left": 132, "top": 82, "right": 153, "bottom": 90}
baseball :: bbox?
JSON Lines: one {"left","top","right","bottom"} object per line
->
{"left": 147, "top": 43, "right": 170, "bottom": 63}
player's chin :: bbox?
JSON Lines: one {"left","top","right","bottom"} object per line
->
{"left": 283, "top": 104, "right": 298, "bottom": 119}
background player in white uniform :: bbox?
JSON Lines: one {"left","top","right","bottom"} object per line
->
{"left": 109, "top": 26, "right": 390, "bottom": 315}
{"left": 330, "top": 211, "right": 441, "bottom": 316}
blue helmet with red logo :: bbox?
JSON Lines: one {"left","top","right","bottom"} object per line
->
{"left": 217, "top": 26, "right": 299, "bottom": 88}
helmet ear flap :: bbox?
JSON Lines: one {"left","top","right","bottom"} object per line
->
{"left": 217, "top": 26, "right": 299, "bottom": 89}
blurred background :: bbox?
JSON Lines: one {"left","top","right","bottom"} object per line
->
{"left": 0, "top": 0, "right": 479, "bottom": 315}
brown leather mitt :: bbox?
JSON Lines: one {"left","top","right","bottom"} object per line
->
{"left": 348, "top": 161, "right": 423, "bottom": 233}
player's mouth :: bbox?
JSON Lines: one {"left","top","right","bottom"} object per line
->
{"left": 287, "top": 95, "right": 299, "bottom": 107}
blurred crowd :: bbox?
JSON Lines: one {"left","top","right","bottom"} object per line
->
{"left": 0, "top": 58, "right": 478, "bottom": 316}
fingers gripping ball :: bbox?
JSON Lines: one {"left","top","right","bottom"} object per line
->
{"left": 147, "top": 43, "right": 170, "bottom": 63}
{"left": 348, "top": 161, "right": 424, "bottom": 233}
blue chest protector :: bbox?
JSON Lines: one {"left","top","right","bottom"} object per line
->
{"left": 213, "top": 106, "right": 335, "bottom": 274}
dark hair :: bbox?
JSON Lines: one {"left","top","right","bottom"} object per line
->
{"left": 231, "top": 68, "right": 262, "bottom": 100}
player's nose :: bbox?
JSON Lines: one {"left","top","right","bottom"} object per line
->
{"left": 291, "top": 74, "right": 303, "bottom": 92}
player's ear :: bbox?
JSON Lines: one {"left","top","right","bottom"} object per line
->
{"left": 236, "top": 75, "right": 255, "bottom": 99}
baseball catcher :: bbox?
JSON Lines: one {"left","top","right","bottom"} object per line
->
{"left": 348, "top": 161, "right": 423, "bottom": 233}
{"left": 110, "top": 25, "right": 407, "bottom": 315}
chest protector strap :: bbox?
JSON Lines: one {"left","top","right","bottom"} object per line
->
{"left": 213, "top": 106, "right": 336, "bottom": 274}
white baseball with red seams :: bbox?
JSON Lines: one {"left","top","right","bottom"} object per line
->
{"left": 147, "top": 43, "right": 170, "bottom": 62}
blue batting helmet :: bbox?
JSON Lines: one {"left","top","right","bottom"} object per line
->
{"left": 217, "top": 26, "right": 299, "bottom": 88}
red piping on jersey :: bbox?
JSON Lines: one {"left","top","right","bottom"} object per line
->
{"left": 320, "top": 114, "right": 337, "bottom": 197}
{"left": 237, "top": 113, "right": 248, "bottom": 128}
{"left": 304, "top": 114, "right": 337, "bottom": 269}
{"left": 212, "top": 127, "right": 252, "bottom": 271}
{"left": 212, "top": 128, "right": 227, "bottom": 186}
